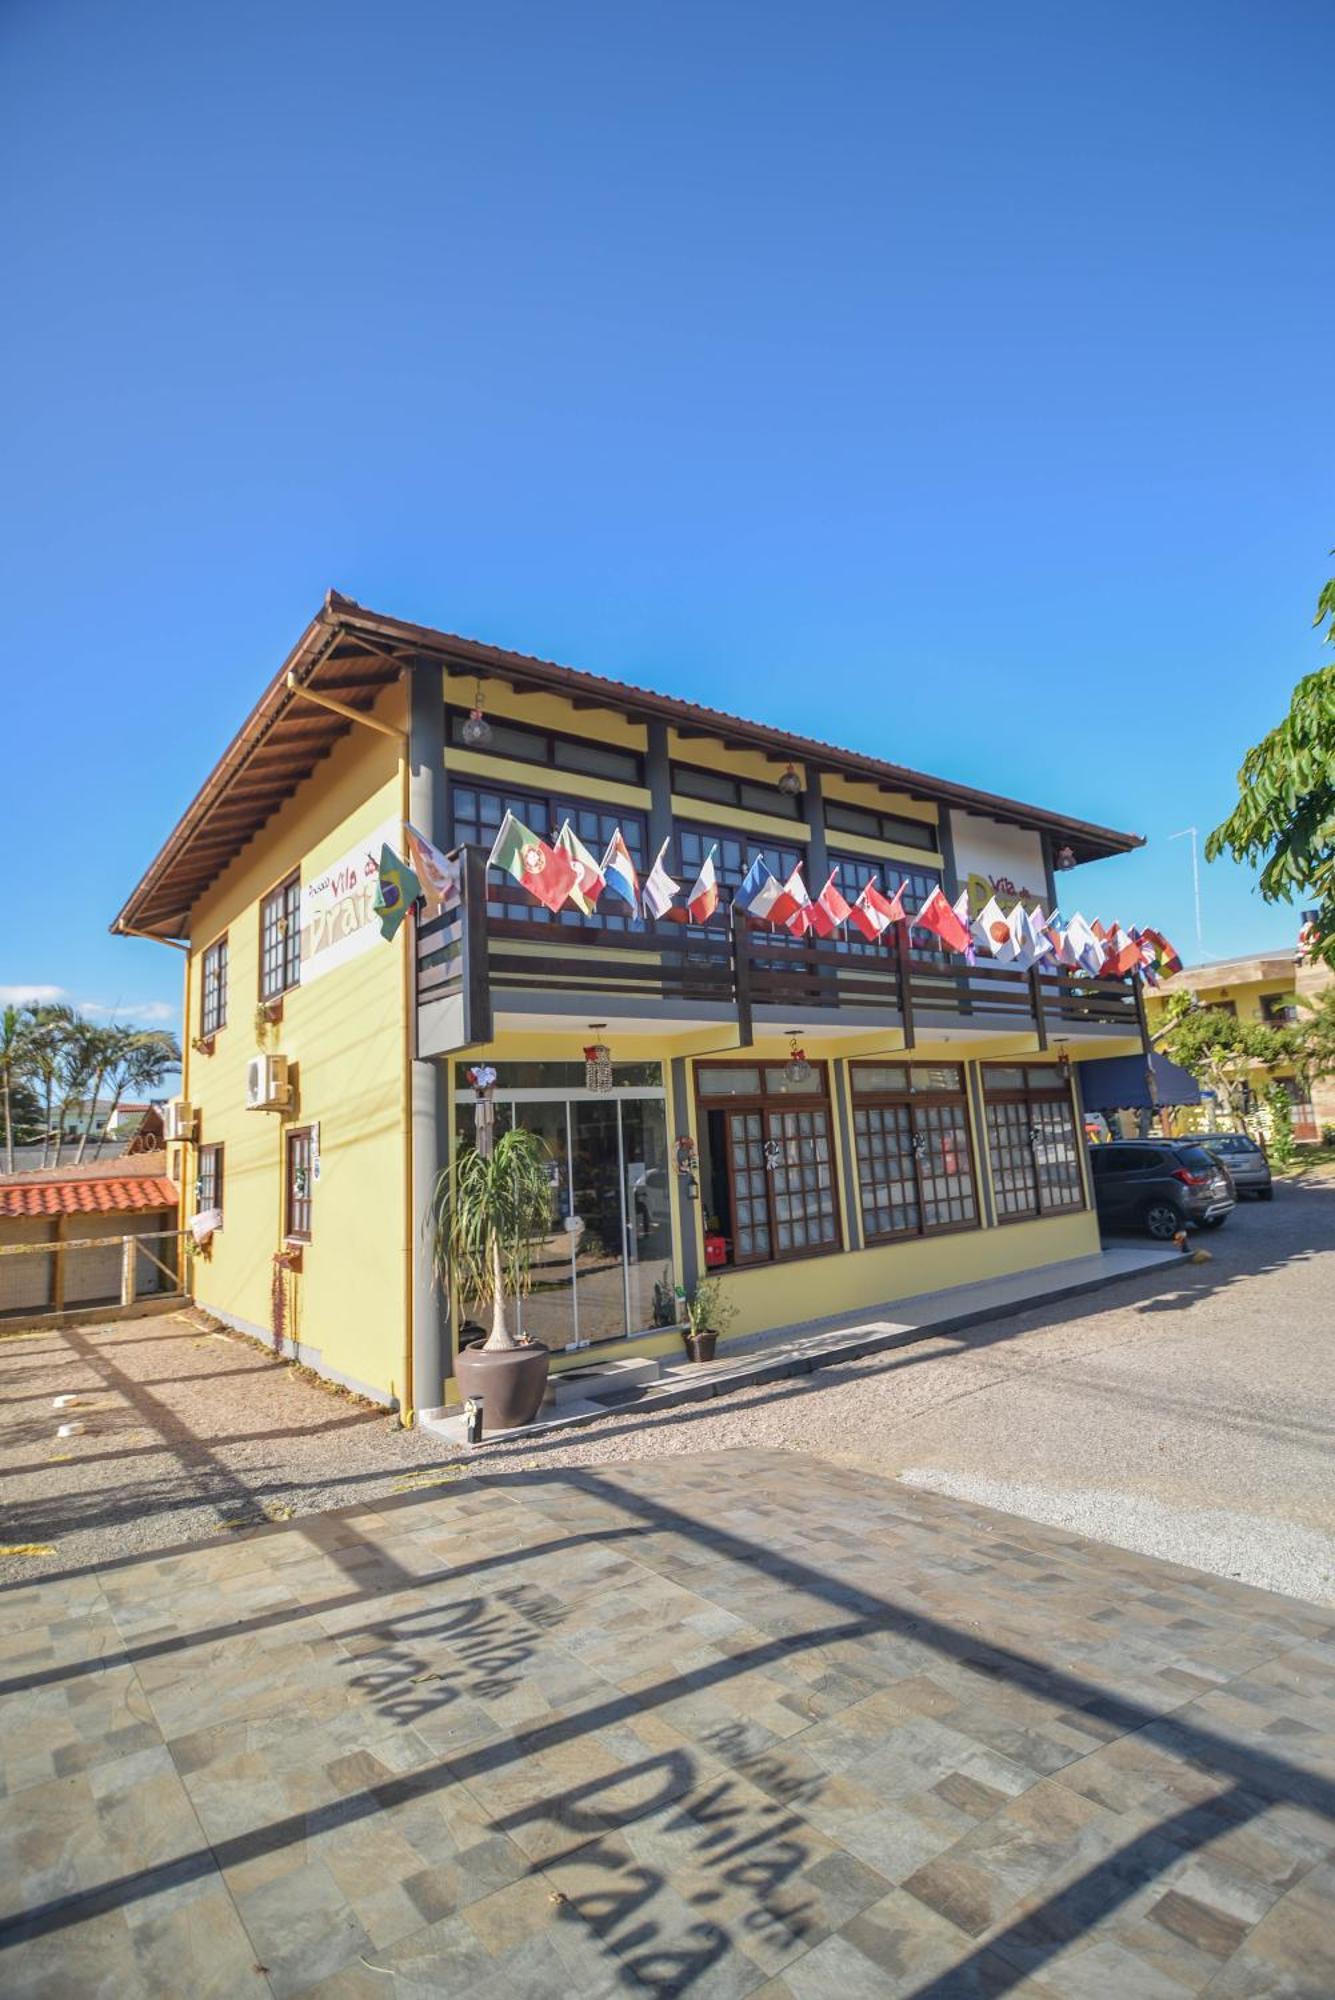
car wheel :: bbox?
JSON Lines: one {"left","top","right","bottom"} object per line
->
{"left": 1257, "top": 1186, "right": 1274, "bottom": 1201}
{"left": 1143, "top": 1200, "right": 1183, "bottom": 1241}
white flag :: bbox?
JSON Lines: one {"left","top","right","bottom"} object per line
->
{"left": 1065, "top": 913, "right": 1106, "bottom": 977}
{"left": 972, "top": 895, "right": 1016, "bottom": 960}
{"left": 641, "top": 839, "right": 680, "bottom": 920}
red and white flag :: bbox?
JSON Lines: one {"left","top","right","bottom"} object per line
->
{"left": 809, "top": 871, "right": 852, "bottom": 938}
{"left": 686, "top": 845, "right": 720, "bottom": 925}
{"left": 848, "top": 876, "right": 891, "bottom": 942}
{"left": 780, "top": 866, "right": 815, "bottom": 936}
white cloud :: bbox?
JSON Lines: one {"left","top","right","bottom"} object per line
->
{"left": 0, "top": 984, "right": 66, "bottom": 1005}
{"left": 80, "top": 999, "right": 179, "bottom": 1026}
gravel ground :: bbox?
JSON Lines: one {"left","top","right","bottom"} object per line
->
{"left": 3, "top": 1170, "right": 1333, "bottom": 1598}
{"left": 0, "top": 1310, "right": 444, "bottom": 1581}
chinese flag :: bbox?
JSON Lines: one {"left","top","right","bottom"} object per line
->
{"left": 915, "top": 886, "right": 971, "bottom": 955}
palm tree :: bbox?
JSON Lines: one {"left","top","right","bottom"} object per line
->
{"left": 24, "top": 1003, "right": 76, "bottom": 1166}
{"left": 429, "top": 1126, "right": 554, "bottom": 1349}
{"left": 91, "top": 1028, "right": 182, "bottom": 1158}
{"left": 50, "top": 1015, "right": 99, "bottom": 1168}
{"left": 0, "top": 1006, "right": 32, "bottom": 1174}
{"left": 72, "top": 1025, "right": 131, "bottom": 1163}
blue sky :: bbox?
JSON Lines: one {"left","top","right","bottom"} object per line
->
{"left": 1, "top": 0, "right": 1331, "bottom": 1032}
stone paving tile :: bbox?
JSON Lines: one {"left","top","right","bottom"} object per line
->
{"left": 1, "top": 1447, "right": 1334, "bottom": 1997}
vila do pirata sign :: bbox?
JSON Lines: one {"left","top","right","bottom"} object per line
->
{"left": 300, "top": 817, "right": 399, "bottom": 985}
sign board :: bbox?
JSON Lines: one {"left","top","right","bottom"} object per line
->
{"left": 300, "top": 817, "right": 399, "bottom": 986}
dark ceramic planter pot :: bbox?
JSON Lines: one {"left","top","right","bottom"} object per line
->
{"left": 681, "top": 1329, "right": 718, "bottom": 1364}
{"left": 455, "top": 1342, "right": 550, "bottom": 1433}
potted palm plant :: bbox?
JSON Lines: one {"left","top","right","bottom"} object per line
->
{"left": 680, "top": 1275, "right": 736, "bottom": 1364}
{"left": 430, "top": 1126, "right": 555, "bottom": 1432}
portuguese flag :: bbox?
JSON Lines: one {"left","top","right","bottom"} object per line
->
{"left": 488, "top": 810, "right": 577, "bottom": 912}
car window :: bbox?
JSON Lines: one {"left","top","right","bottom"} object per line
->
{"left": 1175, "top": 1146, "right": 1218, "bottom": 1172}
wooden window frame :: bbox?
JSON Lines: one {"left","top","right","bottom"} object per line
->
{"left": 201, "top": 934, "right": 229, "bottom": 1038}
{"left": 260, "top": 872, "right": 302, "bottom": 1000}
{"left": 670, "top": 761, "right": 803, "bottom": 821}
{"left": 197, "top": 1142, "right": 224, "bottom": 1221}
{"left": 446, "top": 704, "right": 645, "bottom": 787}
{"left": 824, "top": 798, "right": 940, "bottom": 853}
{"left": 695, "top": 1060, "right": 844, "bottom": 1269}
{"left": 980, "top": 1065, "right": 1086, "bottom": 1224}
{"left": 285, "top": 1126, "right": 314, "bottom": 1243}
{"left": 849, "top": 1063, "right": 980, "bottom": 1243}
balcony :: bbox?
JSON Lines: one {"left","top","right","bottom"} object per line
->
{"left": 415, "top": 848, "right": 1149, "bottom": 1059}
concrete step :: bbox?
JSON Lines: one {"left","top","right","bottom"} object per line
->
{"left": 545, "top": 1355, "right": 661, "bottom": 1405}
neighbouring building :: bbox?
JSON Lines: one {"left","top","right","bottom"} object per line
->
{"left": 1147, "top": 944, "right": 1327, "bottom": 1141}
{"left": 0, "top": 1153, "right": 179, "bottom": 1320}
{"left": 114, "top": 592, "right": 1152, "bottom": 1416}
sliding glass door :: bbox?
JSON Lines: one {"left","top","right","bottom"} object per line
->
{"left": 452, "top": 1080, "right": 672, "bottom": 1352}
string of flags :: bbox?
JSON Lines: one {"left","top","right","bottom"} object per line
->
{"left": 371, "top": 810, "right": 1181, "bottom": 982}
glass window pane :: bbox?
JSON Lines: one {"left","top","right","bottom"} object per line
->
{"left": 851, "top": 1064, "right": 910, "bottom": 1095}
{"left": 698, "top": 1066, "right": 762, "bottom": 1097}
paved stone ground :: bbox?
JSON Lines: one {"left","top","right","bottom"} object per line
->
{"left": 483, "top": 1177, "right": 1335, "bottom": 1605}
{"left": 1, "top": 1450, "right": 1333, "bottom": 1997}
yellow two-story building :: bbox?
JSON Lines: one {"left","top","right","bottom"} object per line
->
{"left": 1147, "top": 949, "right": 1318, "bottom": 1140}
{"left": 115, "top": 593, "right": 1150, "bottom": 1417}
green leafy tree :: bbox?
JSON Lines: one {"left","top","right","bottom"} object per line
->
{"left": 1207, "top": 564, "right": 1335, "bottom": 963}
{"left": 429, "top": 1126, "right": 555, "bottom": 1351}
{"left": 1264, "top": 1083, "right": 1296, "bottom": 1168}
{"left": 1155, "top": 997, "right": 1295, "bottom": 1132}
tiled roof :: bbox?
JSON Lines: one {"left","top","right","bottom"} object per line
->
{"left": 114, "top": 591, "right": 1146, "bottom": 936}
{"left": 0, "top": 1174, "right": 177, "bottom": 1220}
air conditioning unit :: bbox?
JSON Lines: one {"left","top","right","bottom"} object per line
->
{"left": 164, "top": 1099, "right": 197, "bottom": 1142}
{"left": 245, "top": 1053, "right": 291, "bottom": 1112}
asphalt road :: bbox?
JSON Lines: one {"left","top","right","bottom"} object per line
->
{"left": 508, "top": 1171, "right": 1335, "bottom": 1604}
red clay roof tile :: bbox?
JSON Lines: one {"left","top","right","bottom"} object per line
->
{"left": 0, "top": 1176, "right": 178, "bottom": 1220}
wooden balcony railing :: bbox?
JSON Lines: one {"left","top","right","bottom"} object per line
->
{"left": 415, "top": 846, "right": 1148, "bottom": 1058}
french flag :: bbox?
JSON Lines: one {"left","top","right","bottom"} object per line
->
{"left": 599, "top": 828, "right": 640, "bottom": 915}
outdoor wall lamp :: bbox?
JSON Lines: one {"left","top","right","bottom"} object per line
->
{"left": 1054, "top": 844, "right": 1077, "bottom": 871}
{"left": 778, "top": 763, "right": 802, "bottom": 797}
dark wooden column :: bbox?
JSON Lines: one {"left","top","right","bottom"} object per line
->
{"left": 409, "top": 657, "right": 452, "bottom": 1415}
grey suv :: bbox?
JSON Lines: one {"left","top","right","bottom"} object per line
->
{"left": 1088, "top": 1141, "right": 1235, "bottom": 1240}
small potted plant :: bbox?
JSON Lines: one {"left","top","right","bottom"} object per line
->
{"left": 430, "top": 1125, "right": 555, "bottom": 1431}
{"left": 680, "top": 1275, "right": 736, "bottom": 1364}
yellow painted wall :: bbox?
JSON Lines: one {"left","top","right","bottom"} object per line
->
{"left": 179, "top": 693, "right": 410, "bottom": 1404}
{"left": 443, "top": 669, "right": 648, "bottom": 752}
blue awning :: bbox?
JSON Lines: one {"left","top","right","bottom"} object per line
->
{"left": 1078, "top": 1052, "right": 1201, "bottom": 1113}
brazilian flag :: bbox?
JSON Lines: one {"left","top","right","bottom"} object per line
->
{"left": 374, "top": 843, "right": 422, "bottom": 941}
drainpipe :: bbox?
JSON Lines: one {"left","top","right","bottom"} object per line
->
{"left": 408, "top": 660, "right": 451, "bottom": 1418}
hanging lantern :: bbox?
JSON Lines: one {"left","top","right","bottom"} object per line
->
{"left": 778, "top": 763, "right": 802, "bottom": 797}
{"left": 461, "top": 676, "right": 493, "bottom": 749}
{"left": 466, "top": 1062, "right": 498, "bottom": 1157}
{"left": 783, "top": 1034, "right": 813, "bottom": 1086}
{"left": 584, "top": 1030, "right": 613, "bottom": 1093}
{"left": 1054, "top": 844, "right": 1077, "bottom": 871}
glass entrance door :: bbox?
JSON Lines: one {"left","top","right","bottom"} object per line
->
{"left": 454, "top": 1079, "right": 673, "bottom": 1353}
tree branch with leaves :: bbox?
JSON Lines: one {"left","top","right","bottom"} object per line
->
{"left": 1206, "top": 562, "right": 1335, "bottom": 964}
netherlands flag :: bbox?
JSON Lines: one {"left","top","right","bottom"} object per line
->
{"left": 599, "top": 827, "right": 640, "bottom": 915}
